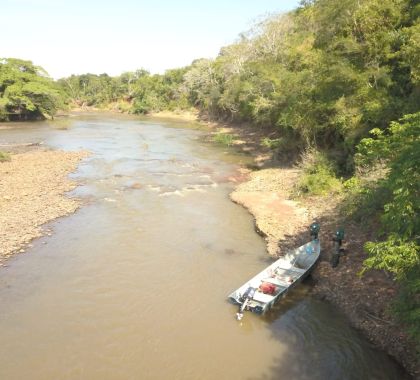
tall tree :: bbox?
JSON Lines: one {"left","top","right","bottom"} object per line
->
{"left": 0, "top": 58, "right": 62, "bottom": 121}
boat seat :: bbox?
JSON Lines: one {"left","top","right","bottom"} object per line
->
{"left": 262, "top": 277, "right": 289, "bottom": 287}
{"left": 252, "top": 291, "right": 275, "bottom": 304}
{"left": 291, "top": 266, "right": 306, "bottom": 273}
{"left": 275, "top": 266, "right": 305, "bottom": 275}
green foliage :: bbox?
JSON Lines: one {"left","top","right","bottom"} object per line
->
{"left": 341, "top": 176, "right": 390, "bottom": 225}
{"left": 51, "top": 0, "right": 419, "bottom": 167}
{"left": 0, "top": 151, "right": 11, "bottom": 162}
{"left": 58, "top": 72, "right": 128, "bottom": 107}
{"left": 58, "top": 67, "right": 190, "bottom": 115}
{"left": 181, "top": 0, "right": 419, "bottom": 163}
{"left": 261, "top": 132, "right": 304, "bottom": 156}
{"left": 213, "top": 132, "right": 235, "bottom": 146}
{"left": 355, "top": 113, "right": 420, "bottom": 344}
{"left": 297, "top": 149, "right": 342, "bottom": 196}
{"left": 113, "top": 100, "right": 132, "bottom": 113}
{"left": 0, "top": 58, "right": 62, "bottom": 121}
{"left": 363, "top": 238, "right": 419, "bottom": 280}
{"left": 393, "top": 265, "right": 420, "bottom": 349}
{"left": 357, "top": 113, "right": 420, "bottom": 239}
{"left": 1, "top": 0, "right": 419, "bottom": 350}
{"left": 261, "top": 137, "right": 283, "bottom": 149}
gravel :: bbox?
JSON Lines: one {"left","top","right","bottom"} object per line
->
{"left": 0, "top": 149, "right": 89, "bottom": 265}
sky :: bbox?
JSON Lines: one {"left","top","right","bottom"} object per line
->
{"left": 2, "top": 0, "right": 300, "bottom": 79}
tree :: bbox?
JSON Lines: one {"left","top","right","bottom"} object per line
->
{"left": 0, "top": 58, "right": 62, "bottom": 120}
{"left": 357, "top": 112, "right": 420, "bottom": 344}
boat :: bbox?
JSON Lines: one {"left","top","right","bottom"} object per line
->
{"left": 228, "top": 224, "right": 321, "bottom": 320}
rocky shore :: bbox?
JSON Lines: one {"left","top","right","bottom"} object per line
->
{"left": 0, "top": 147, "right": 89, "bottom": 266}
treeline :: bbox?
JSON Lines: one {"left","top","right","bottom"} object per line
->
{"left": 56, "top": 68, "right": 190, "bottom": 114}
{"left": 0, "top": 0, "right": 418, "bottom": 345}
{"left": 56, "top": 0, "right": 420, "bottom": 166}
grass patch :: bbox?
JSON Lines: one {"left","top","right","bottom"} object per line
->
{"left": 114, "top": 100, "right": 132, "bottom": 113}
{"left": 261, "top": 137, "right": 283, "bottom": 149}
{"left": 0, "top": 151, "right": 11, "bottom": 162}
{"left": 213, "top": 132, "right": 235, "bottom": 146}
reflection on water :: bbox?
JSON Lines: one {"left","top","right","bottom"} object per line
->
{"left": 0, "top": 114, "right": 408, "bottom": 380}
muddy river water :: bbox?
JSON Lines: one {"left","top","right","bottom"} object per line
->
{"left": 0, "top": 115, "right": 408, "bottom": 379}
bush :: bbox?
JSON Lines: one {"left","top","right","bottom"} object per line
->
{"left": 341, "top": 177, "right": 390, "bottom": 225}
{"left": 296, "top": 149, "right": 342, "bottom": 196}
{"left": 0, "top": 151, "right": 11, "bottom": 162}
{"left": 131, "top": 98, "right": 151, "bottom": 114}
{"left": 261, "top": 137, "right": 284, "bottom": 149}
{"left": 114, "top": 100, "right": 131, "bottom": 113}
{"left": 393, "top": 264, "right": 420, "bottom": 350}
{"left": 213, "top": 132, "right": 235, "bottom": 146}
{"left": 356, "top": 113, "right": 420, "bottom": 347}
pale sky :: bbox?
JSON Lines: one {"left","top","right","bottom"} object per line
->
{"left": 2, "top": 0, "right": 299, "bottom": 79}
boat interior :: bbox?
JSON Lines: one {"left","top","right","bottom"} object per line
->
{"left": 245, "top": 264, "right": 305, "bottom": 309}
{"left": 231, "top": 239, "right": 320, "bottom": 315}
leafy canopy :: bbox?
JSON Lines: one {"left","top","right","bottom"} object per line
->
{"left": 0, "top": 58, "right": 62, "bottom": 121}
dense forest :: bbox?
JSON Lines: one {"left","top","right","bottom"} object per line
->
{"left": 0, "top": 0, "right": 419, "bottom": 346}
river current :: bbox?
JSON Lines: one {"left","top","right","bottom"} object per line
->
{"left": 0, "top": 114, "right": 407, "bottom": 379}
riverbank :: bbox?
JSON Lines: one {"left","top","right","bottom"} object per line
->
{"left": 0, "top": 146, "right": 89, "bottom": 266}
{"left": 148, "top": 110, "right": 199, "bottom": 122}
{"left": 235, "top": 171, "right": 419, "bottom": 377}
{"left": 1, "top": 110, "right": 417, "bottom": 376}
{"left": 230, "top": 168, "right": 310, "bottom": 256}
{"left": 62, "top": 106, "right": 200, "bottom": 123}
{"left": 177, "top": 112, "right": 419, "bottom": 378}
{"left": 57, "top": 110, "right": 417, "bottom": 377}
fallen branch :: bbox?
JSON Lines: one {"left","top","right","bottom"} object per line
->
{"left": 364, "top": 311, "right": 394, "bottom": 325}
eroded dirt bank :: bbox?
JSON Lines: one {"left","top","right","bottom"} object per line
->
{"left": 0, "top": 148, "right": 89, "bottom": 266}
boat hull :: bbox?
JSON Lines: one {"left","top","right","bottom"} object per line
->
{"left": 229, "top": 239, "right": 320, "bottom": 316}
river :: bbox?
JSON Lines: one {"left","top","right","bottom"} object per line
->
{"left": 0, "top": 114, "right": 408, "bottom": 379}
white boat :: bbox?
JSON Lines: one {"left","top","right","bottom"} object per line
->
{"left": 228, "top": 236, "right": 320, "bottom": 320}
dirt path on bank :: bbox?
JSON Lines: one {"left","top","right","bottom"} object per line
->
{"left": 0, "top": 148, "right": 89, "bottom": 266}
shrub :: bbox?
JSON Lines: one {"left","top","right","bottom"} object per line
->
{"left": 213, "top": 132, "right": 235, "bottom": 146}
{"left": 261, "top": 137, "right": 283, "bottom": 149}
{"left": 341, "top": 176, "right": 390, "bottom": 225}
{"left": 115, "top": 100, "right": 131, "bottom": 113}
{"left": 296, "top": 149, "right": 342, "bottom": 196}
{"left": 0, "top": 151, "right": 11, "bottom": 162}
{"left": 356, "top": 113, "right": 420, "bottom": 346}
{"left": 393, "top": 264, "right": 420, "bottom": 350}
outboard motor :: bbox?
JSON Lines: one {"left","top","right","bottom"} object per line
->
{"left": 240, "top": 287, "right": 256, "bottom": 302}
{"left": 310, "top": 222, "right": 320, "bottom": 240}
{"left": 237, "top": 287, "right": 256, "bottom": 321}
{"left": 331, "top": 227, "right": 345, "bottom": 268}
